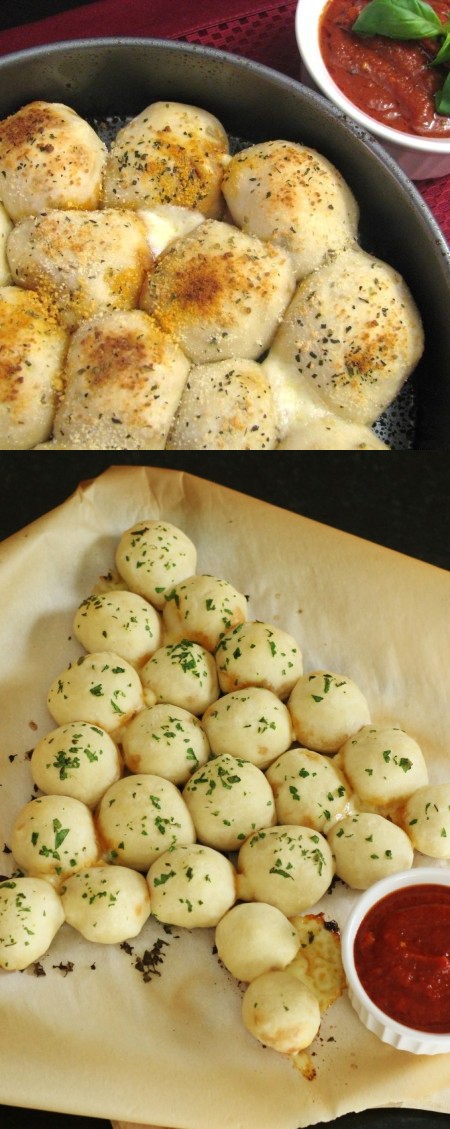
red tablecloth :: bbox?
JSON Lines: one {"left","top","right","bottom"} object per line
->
{"left": 0, "top": 0, "right": 448, "bottom": 242}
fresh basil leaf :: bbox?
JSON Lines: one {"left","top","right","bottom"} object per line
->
{"left": 435, "top": 70, "right": 450, "bottom": 114}
{"left": 433, "top": 29, "right": 450, "bottom": 64}
{"left": 353, "top": 0, "right": 444, "bottom": 40}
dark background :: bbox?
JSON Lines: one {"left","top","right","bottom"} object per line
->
{"left": 0, "top": 0, "right": 97, "bottom": 30}
{"left": 1, "top": 452, "right": 449, "bottom": 570}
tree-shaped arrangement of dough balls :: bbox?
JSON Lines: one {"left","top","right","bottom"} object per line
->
{"left": 4, "top": 515, "right": 448, "bottom": 1068}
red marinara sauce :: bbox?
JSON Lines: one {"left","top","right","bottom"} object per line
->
{"left": 319, "top": 0, "right": 450, "bottom": 137}
{"left": 354, "top": 884, "right": 450, "bottom": 1033}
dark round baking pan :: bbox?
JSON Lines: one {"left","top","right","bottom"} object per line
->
{"left": 0, "top": 37, "right": 448, "bottom": 448}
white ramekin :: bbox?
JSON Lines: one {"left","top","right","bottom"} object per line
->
{"left": 295, "top": 0, "right": 450, "bottom": 179}
{"left": 342, "top": 867, "right": 450, "bottom": 1055}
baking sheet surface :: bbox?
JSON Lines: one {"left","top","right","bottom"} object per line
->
{"left": 1, "top": 464, "right": 450, "bottom": 1129}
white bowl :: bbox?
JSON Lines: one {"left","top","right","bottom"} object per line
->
{"left": 295, "top": 0, "right": 450, "bottom": 179}
{"left": 342, "top": 867, "right": 450, "bottom": 1054}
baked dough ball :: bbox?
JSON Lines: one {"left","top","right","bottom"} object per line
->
{"left": 0, "top": 876, "right": 64, "bottom": 971}
{"left": 51, "top": 310, "right": 190, "bottom": 451}
{"left": 121, "top": 703, "right": 210, "bottom": 785}
{"left": 162, "top": 574, "right": 248, "bottom": 652}
{"left": 276, "top": 415, "right": 389, "bottom": 450}
{"left": 166, "top": 358, "right": 278, "bottom": 451}
{"left": 327, "top": 812, "right": 414, "bottom": 889}
{"left": 264, "top": 246, "right": 424, "bottom": 430}
{"left": 30, "top": 721, "right": 122, "bottom": 808}
{"left": 339, "top": 724, "right": 429, "bottom": 809}
{"left": 183, "top": 753, "right": 276, "bottom": 851}
{"left": 215, "top": 902, "right": 300, "bottom": 982}
{"left": 60, "top": 865, "right": 151, "bottom": 943}
{"left": 47, "top": 652, "right": 143, "bottom": 732}
{"left": 140, "top": 640, "right": 219, "bottom": 716}
{"left": 73, "top": 591, "right": 162, "bottom": 668}
{"left": 241, "top": 969, "right": 321, "bottom": 1054}
{"left": 11, "top": 794, "right": 100, "bottom": 882}
{"left": 140, "top": 219, "right": 295, "bottom": 365}
{"left": 202, "top": 686, "right": 293, "bottom": 769}
{"left": 7, "top": 209, "right": 151, "bottom": 331}
{"left": 287, "top": 671, "right": 371, "bottom": 754}
{"left": 115, "top": 520, "right": 197, "bottom": 609}
{"left": 0, "top": 203, "right": 12, "bottom": 284}
{"left": 266, "top": 748, "right": 353, "bottom": 833}
{"left": 103, "top": 101, "right": 229, "bottom": 216}
{"left": 147, "top": 842, "right": 236, "bottom": 928}
{"left": 222, "top": 139, "right": 358, "bottom": 280}
{"left": 237, "top": 825, "right": 334, "bottom": 916}
{"left": 394, "top": 783, "right": 450, "bottom": 859}
{"left": 215, "top": 621, "right": 303, "bottom": 700}
{"left": 0, "top": 100, "right": 106, "bottom": 221}
{"left": 96, "top": 773, "right": 195, "bottom": 871}
{"left": 0, "top": 286, "right": 68, "bottom": 450}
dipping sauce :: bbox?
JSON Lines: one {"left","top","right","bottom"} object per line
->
{"left": 354, "top": 883, "right": 450, "bottom": 1033}
{"left": 320, "top": 0, "right": 450, "bottom": 137}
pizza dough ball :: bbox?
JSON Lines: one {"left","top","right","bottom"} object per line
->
{"left": 0, "top": 285, "right": 68, "bottom": 451}
{"left": 7, "top": 208, "right": 151, "bottom": 332}
{"left": 215, "top": 902, "right": 300, "bottom": 981}
{"left": 237, "top": 825, "right": 334, "bottom": 916}
{"left": 276, "top": 415, "right": 389, "bottom": 450}
{"left": 0, "top": 876, "right": 65, "bottom": 971}
{"left": 147, "top": 843, "right": 236, "bottom": 928}
{"left": 121, "top": 703, "right": 210, "bottom": 785}
{"left": 47, "top": 652, "right": 143, "bottom": 732}
{"left": 115, "top": 520, "right": 197, "bottom": 609}
{"left": 51, "top": 309, "right": 190, "bottom": 450}
{"left": 30, "top": 721, "right": 122, "bottom": 807}
{"left": 139, "top": 219, "right": 295, "bottom": 365}
{"left": 202, "top": 686, "right": 293, "bottom": 770}
{"left": 241, "top": 969, "right": 321, "bottom": 1054}
{"left": 166, "top": 357, "right": 278, "bottom": 451}
{"left": 395, "top": 783, "right": 450, "bottom": 859}
{"left": 215, "top": 621, "right": 303, "bottom": 700}
{"left": 327, "top": 812, "right": 414, "bottom": 889}
{"left": 60, "top": 865, "right": 151, "bottom": 943}
{"left": 0, "top": 100, "right": 106, "bottom": 221}
{"left": 222, "top": 140, "right": 358, "bottom": 281}
{"left": 266, "top": 748, "right": 353, "bottom": 833}
{"left": 11, "top": 795, "right": 100, "bottom": 882}
{"left": 103, "top": 101, "right": 228, "bottom": 216}
{"left": 140, "top": 640, "right": 219, "bottom": 716}
{"left": 73, "top": 591, "right": 162, "bottom": 667}
{"left": 162, "top": 574, "right": 248, "bottom": 652}
{"left": 96, "top": 774, "right": 195, "bottom": 871}
{"left": 264, "top": 246, "right": 424, "bottom": 430}
{"left": 339, "top": 725, "right": 429, "bottom": 809}
{"left": 287, "top": 671, "right": 371, "bottom": 754}
{"left": 183, "top": 753, "right": 276, "bottom": 851}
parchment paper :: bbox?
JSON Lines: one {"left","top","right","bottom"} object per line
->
{"left": 1, "top": 465, "right": 450, "bottom": 1129}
